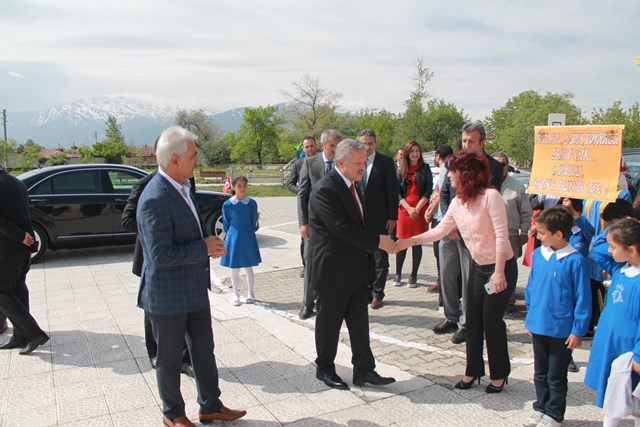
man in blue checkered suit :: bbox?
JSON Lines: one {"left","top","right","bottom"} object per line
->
{"left": 137, "top": 126, "right": 246, "bottom": 427}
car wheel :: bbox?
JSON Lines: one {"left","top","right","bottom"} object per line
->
{"left": 31, "top": 223, "right": 48, "bottom": 263}
{"left": 207, "top": 211, "right": 225, "bottom": 241}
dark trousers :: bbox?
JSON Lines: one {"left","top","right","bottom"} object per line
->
{"left": 370, "top": 249, "right": 389, "bottom": 300}
{"left": 147, "top": 305, "right": 222, "bottom": 420}
{"left": 465, "top": 257, "right": 517, "bottom": 380}
{"left": 302, "top": 242, "right": 315, "bottom": 309}
{"left": 143, "top": 312, "right": 191, "bottom": 364}
{"left": 588, "top": 279, "right": 605, "bottom": 331}
{"left": 395, "top": 245, "right": 422, "bottom": 278}
{"left": 532, "top": 334, "right": 572, "bottom": 423}
{"left": 0, "top": 252, "right": 45, "bottom": 343}
{"left": 315, "top": 287, "right": 375, "bottom": 381}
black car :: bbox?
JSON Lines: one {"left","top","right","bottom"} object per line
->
{"left": 17, "top": 164, "right": 230, "bottom": 262}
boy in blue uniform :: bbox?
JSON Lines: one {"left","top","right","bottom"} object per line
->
{"left": 524, "top": 207, "right": 592, "bottom": 427}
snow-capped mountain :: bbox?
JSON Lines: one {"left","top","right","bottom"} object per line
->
{"left": 6, "top": 96, "right": 247, "bottom": 148}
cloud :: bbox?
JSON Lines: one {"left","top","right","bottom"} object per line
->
{"left": 8, "top": 71, "right": 26, "bottom": 79}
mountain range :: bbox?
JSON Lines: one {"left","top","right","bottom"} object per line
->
{"left": 5, "top": 96, "right": 257, "bottom": 148}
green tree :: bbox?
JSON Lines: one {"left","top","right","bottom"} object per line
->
{"left": 485, "top": 91, "right": 583, "bottom": 167}
{"left": 175, "top": 109, "right": 227, "bottom": 165}
{"left": 282, "top": 74, "right": 343, "bottom": 139}
{"left": 422, "top": 99, "right": 468, "bottom": 152}
{"left": 0, "top": 138, "right": 17, "bottom": 168}
{"left": 76, "top": 145, "right": 94, "bottom": 163}
{"left": 590, "top": 101, "right": 640, "bottom": 148}
{"left": 48, "top": 151, "right": 69, "bottom": 166}
{"left": 16, "top": 140, "right": 45, "bottom": 170}
{"left": 92, "top": 116, "right": 129, "bottom": 163}
{"left": 394, "top": 57, "right": 434, "bottom": 148}
{"left": 232, "top": 106, "right": 284, "bottom": 165}
{"left": 349, "top": 109, "right": 399, "bottom": 156}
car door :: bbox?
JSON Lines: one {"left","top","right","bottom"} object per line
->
{"left": 104, "top": 168, "right": 146, "bottom": 236}
{"left": 29, "top": 169, "right": 112, "bottom": 242}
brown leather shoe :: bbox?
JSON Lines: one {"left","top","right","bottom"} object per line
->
{"left": 163, "top": 415, "right": 195, "bottom": 427}
{"left": 199, "top": 406, "right": 247, "bottom": 423}
{"left": 428, "top": 281, "right": 440, "bottom": 293}
{"left": 371, "top": 298, "right": 383, "bottom": 309}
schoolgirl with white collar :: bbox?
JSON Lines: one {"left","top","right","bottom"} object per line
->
{"left": 219, "top": 176, "right": 261, "bottom": 306}
{"left": 585, "top": 218, "right": 640, "bottom": 426}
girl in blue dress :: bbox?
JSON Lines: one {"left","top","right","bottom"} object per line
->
{"left": 585, "top": 218, "right": 640, "bottom": 425}
{"left": 220, "top": 176, "right": 261, "bottom": 306}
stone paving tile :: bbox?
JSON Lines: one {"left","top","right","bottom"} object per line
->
{"left": 0, "top": 196, "right": 613, "bottom": 426}
{"left": 2, "top": 404, "right": 58, "bottom": 427}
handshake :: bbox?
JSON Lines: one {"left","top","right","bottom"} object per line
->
{"left": 378, "top": 235, "right": 415, "bottom": 254}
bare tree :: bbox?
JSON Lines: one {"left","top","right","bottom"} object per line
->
{"left": 282, "top": 74, "right": 343, "bottom": 138}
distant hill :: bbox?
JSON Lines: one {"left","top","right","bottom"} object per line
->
{"left": 5, "top": 96, "right": 282, "bottom": 148}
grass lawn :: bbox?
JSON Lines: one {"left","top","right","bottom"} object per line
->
{"left": 199, "top": 183, "right": 293, "bottom": 197}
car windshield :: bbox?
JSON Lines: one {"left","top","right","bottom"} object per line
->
{"left": 625, "top": 152, "right": 640, "bottom": 178}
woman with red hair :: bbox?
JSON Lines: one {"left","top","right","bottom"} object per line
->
{"left": 397, "top": 149, "right": 516, "bottom": 393}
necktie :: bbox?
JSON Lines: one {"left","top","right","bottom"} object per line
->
{"left": 350, "top": 183, "right": 364, "bottom": 221}
{"left": 362, "top": 158, "right": 371, "bottom": 188}
{"left": 325, "top": 160, "right": 333, "bottom": 173}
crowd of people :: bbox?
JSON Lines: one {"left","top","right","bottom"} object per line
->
{"left": 1, "top": 122, "right": 639, "bottom": 426}
{"left": 289, "top": 122, "right": 640, "bottom": 426}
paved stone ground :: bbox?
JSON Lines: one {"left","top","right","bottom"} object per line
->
{"left": 0, "top": 196, "right": 629, "bottom": 426}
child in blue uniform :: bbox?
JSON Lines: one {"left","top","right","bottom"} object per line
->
{"left": 220, "top": 176, "right": 261, "bottom": 306}
{"left": 585, "top": 218, "right": 640, "bottom": 426}
{"left": 524, "top": 207, "right": 591, "bottom": 427}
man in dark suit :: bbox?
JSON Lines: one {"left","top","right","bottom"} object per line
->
{"left": 357, "top": 129, "right": 399, "bottom": 309}
{"left": 137, "top": 126, "right": 245, "bottom": 427}
{"left": 309, "top": 138, "right": 397, "bottom": 390}
{"left": 435, "top": 121, "right": 504, "bottom": 345}
{"left": 297, "top": 129, "right": 341, "bottom": 320}
{"left": 121, "top": 169, "right": 193, "bottom": 376}
{"left": 287, "top": 136, "right": 317, "bottom": 277}
{"left": 0, "top": 165, "right": 49, "bottom": 355}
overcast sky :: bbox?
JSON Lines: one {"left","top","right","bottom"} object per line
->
{"left": 2, "top": 0, "right": 639, "bottom": 120}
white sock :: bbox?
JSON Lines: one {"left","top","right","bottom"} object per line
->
{"left": 603, "top": 417, "right": 620, "bottom": 427}
{"left": 245, "top": 267, "right": 255, "bottom": 299}
{"left": 230, "top": 268, "right": 241, "bottom": 301}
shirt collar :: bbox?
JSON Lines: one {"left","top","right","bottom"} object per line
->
{"left": 571, "top": 225, "right": 581, "bottom": 235}
{"left": 322, "top": 153, "right": 332, "bottom": 164}
{"left": 540, "top": 244, "right": 577, "bottom": 261}
{"left": 367, "top": 151, "right": 376, "bottom": 164}
{"left": 335, "top": 168, "right": 353, "bottom": 188}
{"left": 158, "top": 168, "right": 190, "bottom": 194}
{"left": 229, "top": 195, "right": 250, "bottom": 205}
{"left": 621, "top": 263, "right": 640, "bottom": 278}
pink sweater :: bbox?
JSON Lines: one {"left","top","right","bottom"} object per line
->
{"left": 415, "top": 188, "right": 513, "bottom": 266}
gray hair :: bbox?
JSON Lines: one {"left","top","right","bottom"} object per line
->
{"left": 335, "top": 139, "right": 366, "bottom": 162}
{"left": 320, "top": 129, "right": 343, "bottom": 145}
{"left": 491, "top": 151, "right": 509, "bottom": 165}
{"left": 156, "top": 126, "right": 198, "bottom": 168}
{"left": 462, "top": 121, "right": 486, "bottom": 142}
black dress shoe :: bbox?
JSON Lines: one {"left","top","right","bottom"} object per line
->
{"left": 451, "top": 328, "right": 467, "bottom": 344}
{"left": 149, "top": 356, "right": 157, "bottom": 369}
{"left": 0, "top": 320, "right": 7, "bottom": 334}
{"left": 180, "top": 363, "right": 195, "bottom": 378}
{"left": 353, "top": 370, "right": 396, "bottom": 387}
{"left": 298, "top": 306, "right": 314, "bottom": 320}
{"left": 433, "top": 319, "right": 458, "bottom": 335}
{"left": 316, "top": 372, "right": 349, "bottom": 390}
{"left": 0, "top": 339, "right": 27, "bottom": 350}
{"left": 19, "top": 334, "right": 49, "bottom": 355}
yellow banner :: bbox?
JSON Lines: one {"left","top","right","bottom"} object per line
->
{"left": 529, "top": 125, "right": 624, "bottom": 201}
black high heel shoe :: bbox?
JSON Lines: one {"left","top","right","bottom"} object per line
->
{"left": 454, "top": 376, "right": 481, "bottom": 390}
{"left": 485, "top": 378, "right": 508, "bottom": 393}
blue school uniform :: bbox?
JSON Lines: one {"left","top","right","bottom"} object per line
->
{"left": 220, "top": 196, "right": 262, "bottom": 268}
{"left": 584, "top": 242, "right": 640, "bottom": 407}
{"left": 568, "top": 215, "right": 594, "bottom": 258}
{"left": 525, "top": 245, "right": 591, "bottom": 339}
